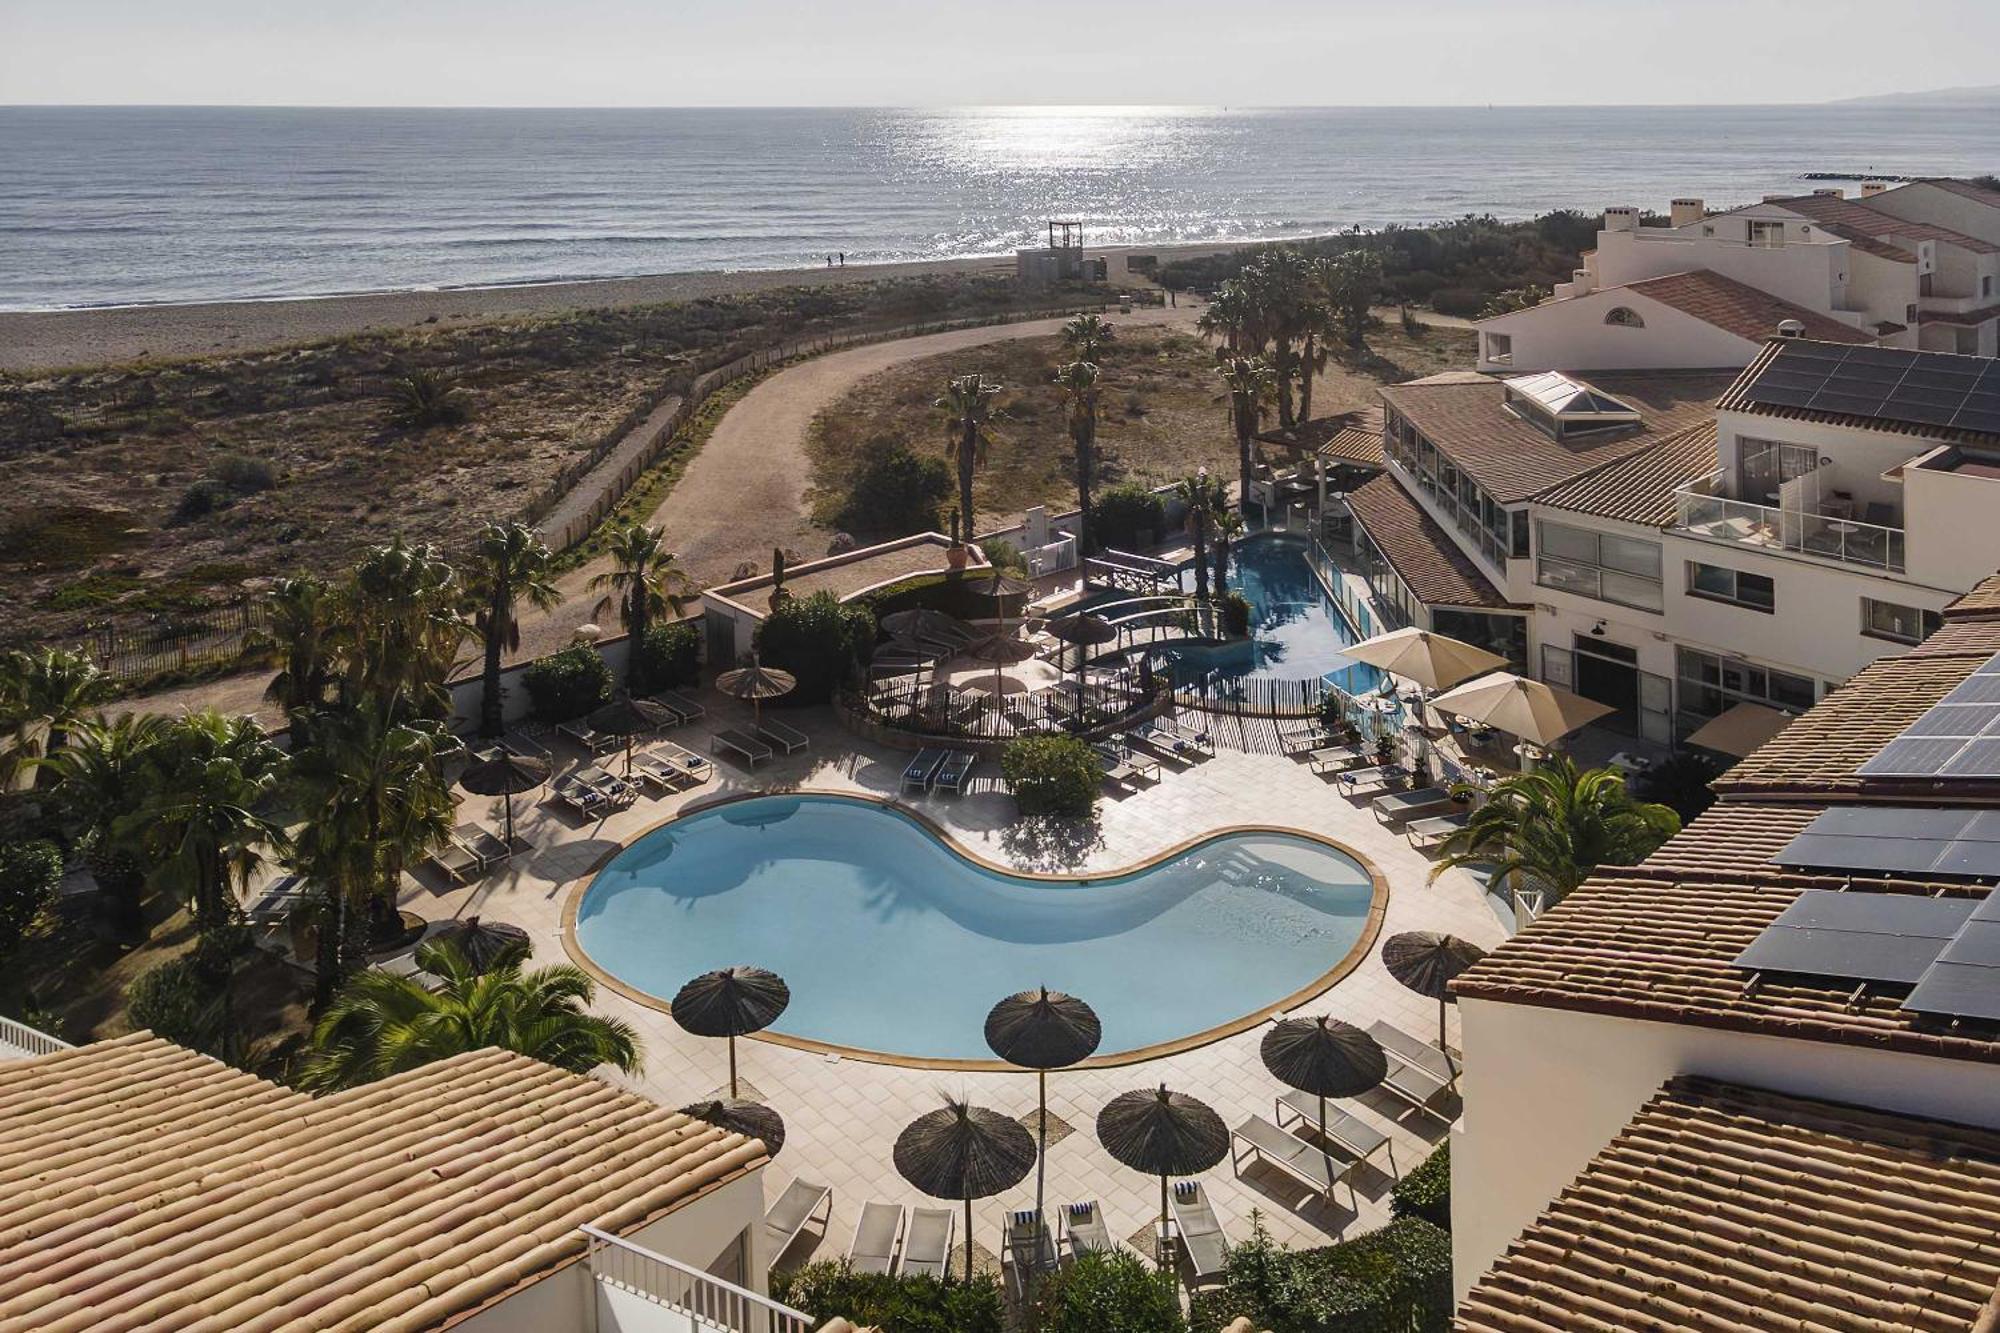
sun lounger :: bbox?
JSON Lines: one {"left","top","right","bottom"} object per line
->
{"left": 899, "top": 1206, "right": 955, "bottom": 1279}
{"left": 764, "top": 1178, "right": 833, "bottom": 1266}
{"left": 1060, "top": 1201, "right": 1114, "bottom": 1256}
{"left": 1307, "top": 744, "right": 1369, "bottom": 775}
{"left": 1406, "top": 811, "right": 1469, "bottom": 850}
{"left": 1231, "top": 1114, "right": 1360, "bottom": 1201}
{"left": 246, "top": 874, "right": 305, "bottom": 925}
{"left": 1335, "top": 764, "right": 1406, "bottom": 795}
{"left": 1368, "top": 1019, "right": 1457, "bottom": 1116}
{"left": 557, "top": 722, "right": 618, "bottom": 754}
{"left": 1123, "top": 727, "right": 1182, "bottom": 763}
{"left": 453, "top": 822, "right": 512, "bottom": 869}
{"left": 753, "top": 718, "right": 810, "bottom": 754}
{"left": 655, "top": 689, "right": 707, "bottom": 720}
{"left": 902, "top": 747, "right": 948, "bottom": 791}
{"left": 1095, "top": 745, "right": 1138, "bottom": 788}
{"left": 1002, "top": 1208, "right": 1057, "bottom": 1279}
{"left": 653, "top": 739, "right": 713, "bottom": 780}
{"left": 1279, "top": 724, "right": 1329, "bottom": 755}
{"left": 631, "top": 751, "right": 695, "bottom": 793}
{"left": 1163, "top": 715, "right": 1214, "bottom": 751}
{"left": 1168, "top": 1180, "right": 1229, "bottom": 1284}
{"left": 551, "top": 773, "right": 607, "bottom": 817}
{"left": 1273, "top": 1089, "right": 1390, "bottom": 1164}
{"left": 847, "top": 1201, "right": 903, "bottom": 1275}
{"left": 574, "top": 764, "right": 637, "bottom": 808}
{"left": 1372, "top": 787, "right": 1455, "bottom": 825}
{"left": 933, "top": 749, "right": 976, "bottom": 793}
{"left": 500, "top": 730, "right": 552, "bottom": 762}
{"left": 711, "top": 728, "right": 773, "bottom": 766}
{"left": 430, "top": 838, "right": 483, "bottom": 883}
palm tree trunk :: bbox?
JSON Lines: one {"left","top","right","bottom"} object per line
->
{"left": 1276, "top": 343, "right": 1296, "bottom": 432}
{"left": 958, "top": 422, "right": 977, "bottom": 548}
{"left": 480, "top": 590, "right": 507, "bottom": 738}
{"left": 1190, "top": 513, "right": 1210, "bottom": 601}
{"left": 1074, "top": 429, "right": 1093, "bottom": 558}
{"left": 1299, "top": 336, "right": 1317, "bottom": 422}
{"left": 626, "top": 589, "right": 648, "bottom": 688}
{"left": 1236, "top": 410, "right": 1255, "bottom": 522}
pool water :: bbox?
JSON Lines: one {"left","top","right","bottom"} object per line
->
{"left": 1163, "top": 534, "right": 1382, "bottom": 695}
{"left": 573, "top": 795, "right": 1378, "bottom": 1062}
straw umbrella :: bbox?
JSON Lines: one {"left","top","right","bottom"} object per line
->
{"left": 670, "top": 965, "right": 790, "bottom": 1096}
{"left": 427, "top": 915, "right": 531, "bottom": 974}
{"left": 1381, "top": 931, "right": 1489, "bottom": 1084}
{"left": 1096, "top": 1084, "right": 1228, "bottom": 1268}
{"left": 1260, "top": 1016, "right": 1387, "bottom": 1188}
{"left": 985, "top": 988, "right": 1101, "bottom": 1248}
{"left": 457, "top": 752, "right": 550, "bottom": 847}
{"left": 958, "top": 631, "right": 1041, "bottom": 700}
{"left": 681, "top": 1097, "right": 786, "bottom": 1156}
{"left": 895, "top": 1095, "right": 1037, "bottom": 1281}
{"left": 715, "top": 661, "right": 796, "bottom": 729}
{"left": 1047, "top": 614, "right": 1118, "bottom": 693}
{"left": 587, "top": 695, "right": 675, "bottom": 775}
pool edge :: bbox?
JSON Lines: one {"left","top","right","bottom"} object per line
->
{"left": 558, "top": 787, "right": 1391, "bottom": 1073}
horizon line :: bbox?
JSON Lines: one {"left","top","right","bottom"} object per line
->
{"left": 0, "top": 99, "right": 1871, "bottom": 112}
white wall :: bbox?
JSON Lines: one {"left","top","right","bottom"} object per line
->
{"left": 1590, "top": 213, "right": 1851, "bottom": 315}
{"left": 1477, "top": 288, "right": 1759, "bottom": 373}
{"left": 1904, "top": 456, "right": 2000, "bottom": 590}
{"left": 1450, "top": 997, "right": 2000, "bottom": 1302}
{"left": 1863, "top": 182, "right": 2000, "bottom": 247}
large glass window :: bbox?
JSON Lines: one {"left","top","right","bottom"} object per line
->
{"left": 1687, "top": 561, "right": 1774, "bottom": 613}
{"left": 1861, "top": 597, "right": 1942, "bottom": 645}
{"left": 1535, "top": 520, "right": 1664, "bottom": 612}
{"left": 1676, "top": 646, "right": 1817, "bottom": 731}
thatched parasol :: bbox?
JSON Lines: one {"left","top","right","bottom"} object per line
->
{"left": 894, "top": 1095, "right": 1037, "bottom": 1281}
{"left": 458, "top": 752, "right": 550, "bottom": 846}
{"left": 1047, "top": 614, "right": 1118, "bottom": 685}
{"left": 985, "top": 988, "right": 1101, "bottom": 1247}
{"left": 1381, "top": 931, "right": 1489, "bottom": 1083}
{"left": 588, "top": 695, "right": 676, "bottom": 774}
{"left": 1096, "top": 1084, "right": 1228, "bottom": 1267}
{"left": 715, "top": 662, "right": 797, "bottom": 727}
{"left": 958, "top": 631, "right": 1040, "bottom": 698}
{"left": 881, "top": 609, "right": 965, "bottom": 644}
{"left": 428, "top": 915, "right": 531, "bottom": 974}
{"left": 1260, "top": 1016, "right": 1386, "bottom": 1185}
{"left": 671, "top": 965, "right": 791, "bottom": 1096}
{"left": 681, "top": 1096, "right": 786, "bottom": 1156}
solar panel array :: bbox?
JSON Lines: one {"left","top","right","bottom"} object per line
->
{"left": 1905, "top": 890, "right": 2000, "bottom": 1023}
{"left": 1857, "top": 651, "right": 2000, "bottom": 779}
{"left": 1739, "top": 341, "right": 2000, "bottom": 437}
{"left": 1732, "top": 887, "right": 1978, "bottom": 985}
{"left": 1775, "top": 805, "right": 2000, "bottom": 878}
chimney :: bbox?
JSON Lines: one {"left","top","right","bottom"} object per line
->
{"left": 1813, "top": 187, "right": 1845, "bottom": 198}
{"left": 1776, "top": 319, "right": 1806, "bottom": 339}
{"left": 1670, "top": 197, "right": 1705, "bottom": 228}
{"left": 1603, "top": 206, "right": 1639, "bottom": 233}
{"left": 1862, "top": 180, "right": 1889, "bottom": 197}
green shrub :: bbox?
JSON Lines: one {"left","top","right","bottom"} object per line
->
{"left": 212, "top": 453, "right": 278, "bottom": 493}
{"left": 980, "top": 537, "right": 1030, "bottom": 575}
{"left": 771, "top": 1261, "right": 1004, "bottom": 1333}
{"left": 1217, "top": 591, "right": 1251, "bottom": 637}
{"left": 1391, "top": 1141, "right": 1451, "bottom": 1230}
{"left": 0, "top": 839, "right": 62, "bottom": 960}
{"left": 1001, "top": 735, "right": 1102, "bottom": 818}
{"left": 126, "top": 956, "right": 226, "bottom": 1055}
{"left": 839, "top": 440, "right": 955, "bottom": 537}
{"left": 755, "top": 590, "right": 875, "bottom": 704}
{"left": 1092, "top": 483, "right": 1167, "bottom": 552}
{"left": 520, "top": 643, "right": 612, "bottom": 723}
{"left": 867, "top": 572, "right": 1026, "bottom": 623}
{"left": 1190, "top": 1216, "right": 1454, "bottom": 1333}
{"left": 632, "top": 620, "right": 701, "bottom": 693}
{"left": 1427, "top": 286, "right": 1486, "bottom": 318}
{"left": 171, "top": 478, "right": 233, "bottom": 525}
{"left": 1028, "top": 1249, "right": 1187, "bottom": 1333}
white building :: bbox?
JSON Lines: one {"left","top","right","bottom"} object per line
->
{"left": 1478, "top": 179, "right": 2000, "bottom": 373}
{"left": 1448, "top": 585, "right": 2000, "bottom": 1326}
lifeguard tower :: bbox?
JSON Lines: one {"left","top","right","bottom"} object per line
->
{"left": 1016, "top": 220, "right": 1093, "bottom": 288}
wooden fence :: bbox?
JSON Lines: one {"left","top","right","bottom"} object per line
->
{"left": 90, "top": 602, "right": 268, "bottom": 685}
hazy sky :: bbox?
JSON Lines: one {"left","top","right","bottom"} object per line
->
{"left": 5, "top": 0, "right": 1998, "bottom": 107}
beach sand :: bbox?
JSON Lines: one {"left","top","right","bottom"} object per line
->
{"left": 0, "top": 242, "right": 1246, "bottom": 373}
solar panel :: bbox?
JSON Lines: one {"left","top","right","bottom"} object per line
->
{"left": 1774, "top": 806, "right": 2000, "bottom": 879}
{"left": 1732, "top": 888, "right": 1978, "bottom": 984}
{"left": 1743, "top": 342, "right": 2000, "bottom": 440}
{"left": 1857, "top": 652, "right": 2000, "bottom": 779}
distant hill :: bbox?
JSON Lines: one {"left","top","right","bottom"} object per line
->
{"left": 1831, "top": 85, "right": 2000, "bottom": 107}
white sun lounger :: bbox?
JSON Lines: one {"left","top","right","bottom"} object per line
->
{"left": 631, "top": 751, "right": 695, "bottom": 793}
{"left": 1368, "top": 1019, "right": 1458, "bottom": 1116}
{"left": 753, "top": 718, "right": 810, "bottom": 754}
{"left": 848, "top": 1201, "right": 903, "bottom": 1275}
{"left": 763, "top": 1178, "right": 833, "bottom": 1267}
{"left": 899, "top": 1206, "right": 955, "bottom": 1278}
{"left": 552, "top": 773, "right": 608, "bottom": 817}
{"left": 574, "top": 764, "right": 638, "bottom": 808}
{"left": 557, "top": 721, "right": 619, "bottom": 754}
{"left": 933, "top": 749, "right": 976, "bottom": 793}
{"left": 711, "top": 728, "right": 773, "bottom": 766}
{"left": 1336, "top": 764, "right": 1406, "bottom": 795}
{"left": 430, "top": 839, "right": 483, "bottom": 883}
{"left": 500, "top": 730, "right": 552, "bottom": 762}
{"left": 1407, "top": 811, "right": 1469, "bottom": 850}
{"left": 1061, "top": 1200, "right": 1115, "bottom": 1256}
{"left": 902, "top": 748, "right": 948, "bottom": 790}
{"left": 1372, "top": 787, "right": 1455, "bottom": 824}
{"left": 452, "top": 822, "right": 512, "bottom": 870}
{"left": 1232, "top": 1114, "right": 1361, "bottom": 1202}
{"left": 1307, "top": 744, "right": 1369, "bottom": 774}
{"left": 1168, "top": 1180, "right": 1229, "bottom": 1284}
{"left": 655, "top": 689, "right": 707, "bottom": 720}
{"left": 1274, "top": 1089, "right": 1391, "bottom": 1164}
{"left": 654, "top": 739, "right": 713, "bottom": 781}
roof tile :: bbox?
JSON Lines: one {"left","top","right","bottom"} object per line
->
{"left": 1534, "top": 420, "right": 1718, "bottom": 527}
{"left": 1625, "top": 270, "right": 1874, "bottom": 345}
{"left": 1344, "top": 474, "right": 1517, "bottom": 610}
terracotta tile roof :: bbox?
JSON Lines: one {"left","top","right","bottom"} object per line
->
{"left": 1717, "top": 340, "right": 2000, "bottom": 447}
{"left": 1777, "top": 193, "right": 2000, "bottom": 256}
{"left": 1343, "top": 474, "right": 1518, "bottom": 611}
{"left": 0, "top": 1034, "right": 767, "bottom": 1333}
{"left": 1946, "top": 573, "right": 2000, "bottom": 620}
{"left": 1457, "top": 1075, "right": 2000, "bottom": 1333}
{"left": 1533, "top": 420, "right": 1717, "bottom": 528}
{"left": 1379, "top": 371, "right": 1732, "bottom": 503}
{"left": 1258, "top": 407, "right": 1387, "bottom": 468}
{"left": 1917, "top": 177, "right": 2000, "bottom": 208}
{"left": 1624, "top": 270, "right": 1874, "bottom": 345}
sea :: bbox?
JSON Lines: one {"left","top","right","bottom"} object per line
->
{"left": 1, "top": 104, "right": 1996, "bottom": 311}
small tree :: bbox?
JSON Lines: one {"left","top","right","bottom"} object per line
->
{"left": 632, "top": 621, "right": 701, "bottom": 693}
{"left": 755, "top": 591, "right": 874, "bottom": 704}
{"left": 842, "top": 440, "right": 955, "bottom": 537}
{"left": 936, "top": 374, "right": 1003, "bottom": 546}
{"left": 385, "top": 368, "right": 471, "bottom": 429}
{"left": 520, "top": 644, "right": 613, "bottom": 723}
{"left": 126, "top": 956, "right": 227, "bottom": 1055}
{"left": 1001, "top": 735, "right": 1101, "bottom": 818}
{"left": 468, "top": 521, "right": 561, "bottom": 739}
{"left": 1323, "top": 249, "right": 1384, "bottom": 349}
{"left": 0, "top": 839, "right": 62, "bottom": 962}
{"left": 1091, "top": 484, "right": 1166, "bottom": 553}
{"left": 1028, "top": 1250, "right": 1187, "bottom": 1333}
{"left": 589, "top": 521, "right": 695, "bottom": 690}
{"left": 1055, "top": 360, "right": 1102, "bottom": 557}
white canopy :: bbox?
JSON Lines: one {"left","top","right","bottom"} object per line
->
{"left": 1340, "top": 627, "right": 1507, "bottom": 694}
{"left": 1428, "top": 672, "right": 1616, "bottom": 747}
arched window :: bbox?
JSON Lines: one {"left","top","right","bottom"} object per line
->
{"left": 1604, "top": 306, "right": 1645, "bottom": 328}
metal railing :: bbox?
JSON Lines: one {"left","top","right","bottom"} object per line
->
{"left": 0, "top": 1017, "right": 71, "bottom": 1059}
{"left": 1671, "top": 471, "right": 1906, "bottom": 572}
{"left": 580, "top": 1224, "right": 812, "bottom": 1333}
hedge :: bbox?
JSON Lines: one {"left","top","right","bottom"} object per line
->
{"left": 1189, "top": 1216, "right": 1454, "bottom": 1333}
{"left": 1027, "top": 1249, "right": 1188, "bottom": 1332}
{"left": 1001, "top": 735, "right": 1102, "bottom": 818}
{"left": 1391, "top": 1142, "right": 1451, "bottom": 1230}
{"left": 126, "top": 956, "right": 226, "bottom": 1055}
{"left": 838, "top": 440, "right": 956, "bottom": 537}
{"left": 520, "top": 643, "right": 612, "bottom": 723}
{"left": 770, "top": 1262, "right": 1003, "bottom": 1333}
{"left": 755, "top": 590, "right": 875, "bottom": 704}
{"left": 1092, "top": 483, "right": 1167, "bottom": 552}
{"left": 0, "top": 839, "right": 62, "bottom": 961}
{"left": 632, "top": 620, "right": 701, "bottom": 693}
{"left": 865, "top": 571, "right": 1028, "bottom": 623}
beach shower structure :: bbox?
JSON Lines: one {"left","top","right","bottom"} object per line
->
{"left": 1017, "top": 220, "right": 1102, "bottom": 286}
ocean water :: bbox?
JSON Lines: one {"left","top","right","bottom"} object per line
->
{"left": 1, "top": 104, "right": 1996, "bottom": 310}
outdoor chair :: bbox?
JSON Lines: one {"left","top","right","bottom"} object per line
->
{"left": 753, "top": 718, "right": 810, "bottom": 754}
{"left": 1002, "top": 1209, "right": 1057, "bottom": 1286}
{"left": 655, "top": 689, "right": 707, "bottom": 720}
{"left": 1371, "top": 787, "right": 1455, "bottom": 825}
{"left": 1162, "top": 715, "right": 1214, "bottom": 752}
{"left": 574, "top": 764, "right": 637, "bottom": 808}
{"left": 556, "top": 721, "right": 617, "bottom": 754}
{"left": 1279, "top": 722, "right": 1329, "bottom": 755}
{"left": 245, "top": 874, "right": 306, "bottom": 926}
{"left": 631, "top": 752, "right": 694, "bottom": 793}
{"left": 1307, "top": 744, "right": 1369, "bottom": 775}
{"left": 899, "top": 1207, "right": 954, "bottom": 1278}
{"left": 711, "top": 728, "right": 773, "bottom": 766}
{"left": 1167, "top": 1181, "right": 1229, "bottom": 1285}
{"left": 452, "top": 822, "right": 512, "bottom": 870}
{"left": 500, "top": 730, "right": 552, "bottom": 762}
{"left": 763, "top": 1179, "right": 833, "bottom": 1267}
{"left": 902, "top": 748, "right": 948, "bottom": 790}
{"left": 933, "top": 749, "right": 976, "bottom": 793}
{"left": 654, "top": 739, "right": 713, "bottom": 780}
{"left": 1060, "top": 1201, "right": 1115, "bottom": 1256}
{"left": 1406, "top": 811, "right": 1469, "bottom": 850}
{"left": 1335, "top": 764, "right": 1406, "bottom": 796}
{"left": 429, "top": 838, "right": 483, "bottom": 884}
{"left": 1231, "top": 1114, "right": 1360, "bottom": 1203}
{"left": 1123, "top": 726, "right": 1182, "bottom": 763}
{"left": 551, "top": 774, "right": 607, "bottom": 818}
{"left": 847, "top": 1201, "right": 903, "bottom": 1275}
{"left": 1273, "top": 1090, "right": 1391, "bottom": 1165}
{"left": 1368, "top": 1020, "right": 1457, "bottom": 1117}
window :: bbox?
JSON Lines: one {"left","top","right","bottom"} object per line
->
{"left": 1688, "top": 560, "right": 1774, "bottom": 612}
{"left": 1907, "top": 303, "right": 1919, "bottom": 324}
{"left": 1676, "top": 646, "right": 1817, "bottom": 733}
{"left": 1603, "top": 306, "right": 1646, "bottom": 328}
{"left": 1984, "top": 275, "right": 1994, "bottom": 298}
{"left": 1862, "top": 598, "right": 1942, "bottom": 645}
{"left": 1485, "top": 332, "right": 1513, "bottom": 365}
{"left": 1536, "top": 520, "right": 1664, "bottom": 612}
{"left": 1749, "top": 220, "right": 1785, "bottom": 248}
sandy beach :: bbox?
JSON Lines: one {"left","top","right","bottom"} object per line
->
{"left": 0, "top": 242, "right": 1247, "bottom": 374}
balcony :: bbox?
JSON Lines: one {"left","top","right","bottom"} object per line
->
{"left": 0, "top": 1016, "right": 70, "bottom": 1060}
{"left": 582, "top": 1225, "right": 814, "bottom": 1333}
{"left": 1671, "top": 471, "right": 1906, "bottom": 573}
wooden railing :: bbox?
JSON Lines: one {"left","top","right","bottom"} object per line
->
{"left": 580, "top": 1225, "right": 813, "bottom": 1333}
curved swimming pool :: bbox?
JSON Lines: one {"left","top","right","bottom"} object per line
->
{"left": 571, "top": 794, "right": 1382, "bottom": 1064}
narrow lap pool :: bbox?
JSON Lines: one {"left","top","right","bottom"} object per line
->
{"left": 572, "top": 795, "right": 1380, "bottom": 1063}
{"left": 1158, "top": 534, "right": 1382, "bottom": 695}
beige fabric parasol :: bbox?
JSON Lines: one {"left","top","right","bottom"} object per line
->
{"left": 1340, "top": 627, "right": 1506, "bottom": 693}
{"left": 1428, "top": 672, "right": 1614, "bottom": 747}
{"left": 1685, "top": 702, "right": 1792, "bottom": 758}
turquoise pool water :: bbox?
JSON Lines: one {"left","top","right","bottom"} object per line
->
{"left": 1161, "top": 534, "right": 1382, "bottom": 695}
{"left": 573, "top": 794, "right": 1377, "bottom": 1062}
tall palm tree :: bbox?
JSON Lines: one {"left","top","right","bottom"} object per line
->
{"left": 41, "top": 712, "right": 170, "bottom": 940}
{"left": 258, "top": 575, "right": 337, "bottom": 714}
{"left": 1211, "top": 507, "right": 1245, "bottom": 593}
{"left": 298, "top": 936, "right": 641, "bottom": 1091}
{"left": 1244, "top": 249, "right": 1309, "bottom": 429}
{"left": 337, "top": 538, "right": 467, "bottom": 718}
{"left": 935, "top": 373, "right": 1002, "bottom": 547}
{"left": 0, "top": 646, "right": 115, "bottom": 790}
{"left": 1196, "top": 280, "right": 1258, "bottom": 354}
{"left": 1429, "top": 754, "right": 1681, "bottom": 912}
{"left": 1173, "top": 471, "right": 1225, "bottom": 602}
{"left": 1060, "top": 312, "right": 1116, "bottom": 364}
{"left": 589, "top": 521, "right": 694, "bottom": 689}
{"left": 1054, "top": 360, "right": 1102, "bottom": 559}
{"left": 1216, "top": 354, "right": 1276, "bottom": 522}
{"left": 468, "top": 521, "right": 561, "bottom": 737}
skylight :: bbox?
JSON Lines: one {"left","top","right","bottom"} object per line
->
{"left": 1501, "top": 372, "right": 1642, "bottom": 437}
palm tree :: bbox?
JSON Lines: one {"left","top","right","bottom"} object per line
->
{"left": 1322, "top": 249, "right": 1385, "bottom": 349}
{"left": 468, "top": 521, "right": 561, "bottom": 737}
{"left": 1428, "top": 754, "right": 1681, "bottom": 913}
{"left": 337, "top": 538, "right": 467, "bottom": 717}
{"left": 1196, "top": 280, "right": 1258, "bottom": 354}
{"left": 589, "top": 521, "right": 694, "bottom": 689}
{"left": 1173, "top": 471, "right": 1224, "bottom": 602}
{"left": 1216, "top": 354, "right": 1276, "bottom": 522}
{"left": 1054, "top": 360, "right": 1102, "bottom": 559}
{"left": 386, "top": 368, "right": 471, "bottom": 429}
{"left": 1243, "top": 249, "right": 1309, "bottom": 429}
{"left": 0, "top": 646, "right": 115, "bottom": 790}
{"left": 41, "top": 712, "right": 170, "bottom": 940}
{"left": 935, "top": 374, "right": 1002, "bottom": 546}
{"left": 257, "top": 575, "right": 337, "bottom": 713}
{"left": 1211, "top": 507, "right": 1245, "bottom": 593}
{"left": 298, "top": 936, "right": 641, "bottom": 1092}
{"left": 1060, "top": 312, "right": 1116, "bottom": 364}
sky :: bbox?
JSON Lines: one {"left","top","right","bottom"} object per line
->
{"left": 4, "top": 0, "right": 1999, "bottom": 108}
